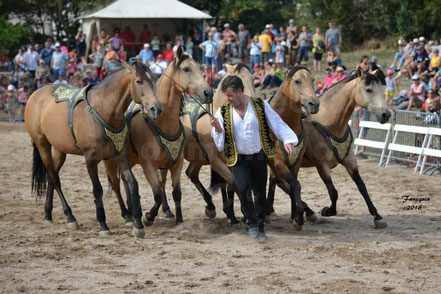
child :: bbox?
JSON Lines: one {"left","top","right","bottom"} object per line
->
{"left": 67, "top": 58, "right": 78, "bottom": 79}
{"left": 275, "top": 40, "right": 285, "bottom": 69}
{"left": 5, "top": 85, "right": 19, "bottom": 122}
{"left": 17, "top": 81, "right": 29, "bottom": 122}
{"left": 385, "top": 69, "right": 399, "bottom": 108}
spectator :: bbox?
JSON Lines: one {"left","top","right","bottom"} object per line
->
{"left": 253, "top": 65, "right": 265, "bottom": 87}
{"left": 0, "top": 49, "right": 10, "bottom": 71}
{"left": 34, "top": 44, "right": 41, "bottom": 55}
{"left": 259, "top": 26, "right": 273, "bottom": 64}
{"left": 139, "top": 43, "right": 154, "bottom": 64}
{"left": 191, "top": 27, "right": 202, "bottom": 62}
{"left": 186, "top": 36, "right": 194, "bottom": 57}
{"left": 420, "top": 74, "right": 431, "bottom": 93}
{"left": 385, "top": 69, "right": 399, "bottom": 108}
{"left": 75, "top": 28, "right": 87, "bottom": 64}
{"left": 140, "top": 25, "right": 152, "bottom": 44}
{"left": 428, "top": 49, "right": 440, "bottom": 74}
{"left": 312, "top": 27, "right": 325, "bottom": 72}
{"left": 35, "top": 60, "right": 50, "bottom": 82}
{"left": 333, "top": 66, "right": 347, "bottom": 83}
{"left": 103, "top": 43, "right": 119, "bottom": 73}
{"left": 86, "top": 70, "right": 100, "bottom": 84}
{"left": 5, "top": 84, "right": 19, "bottom": 122}
{"left": 51, "top": 42, "right": 69, "bottom": 79}
{"left": 151, "top": 34, "right": 161, "bottom": 57}
{"left": 325, "top": 22, "right": 342, "bottom": 58}
{"left": 39, "top": 39, "right": 54, "bottom": 67}
{"left": 70, "top": 72, "right": 84, "bottom": 88}
{"left": 17, "top": 80, "right": 29, "bottom": 121}
{"left": 118, "top": 44, "right": 127, "bottom": 62}
{"left": 298, "top": 25, "right": 312, "bottom": 64}
{"left": 356, "top": 55, "right": 369, "bottom": 73}
{"left": 163, "top": 43, "right": 175, "bottom": 62}
{"left": 149, "top": 54, "right": 168, "bottom": 78}
{"left": 222, "top": 23, "right": 237, "bottom": 62}
{"left": 89, "top": 44, "right": 105, "bottom": 80}
{"left": 67, "top": 58, "right": 78, "bottom": 79}
{"left": 203, "top": 64, "right": 214, "bottom": 86}
{"left": 390, "top": 38, "right": 406, "bottom": 70}
{"left": 286, "top": 19, "right": 296, "bottom": 35}
{"left": 419, "top": 36, "right": 429, "bottom": 53}
{"left": 99, "top": 29, "right": 108, "bottom": 45}
{"left": 275, "top": 40, "right": 285, "bottom": 69}
{"left": 411, "top": 45, "right": 429, "bottom": 76}
{"left": 237, "top": 24, "right": 251, "bottom": 63}
{"left": 397, "top": 75, "right": 425, "bottom": 110}
{"left": 92, "top": 36, "right": 99, "bottom": 53}
{"left": 120, "top": 26, "right": 136, "bottom": 56}
{"left": 175, "top": 31, "right": 185, "bottom": 44}
{"left": 370, "top": 56, "right": 382, "bottom": 71}
{"left": 23, "top": 44, "right": 39, "bottom": 78}
{"left": 423, "top": 89, "right": 440, "bottom": 115}
{"left": 210, "top": 27, "right": 220, "bottom": 41}
{"left": 14, "top": 48, "right": 26, "bottom": 72}
{"left": 262, "top": 61, "right": 284, "bottom": 89}
{"left": 249, "top": 35, "right": 262, "bottom": 73}
{"left": 316, "top": 67, "right": 335, "bottom": 94}
{"left": 199, "top": 32, "right": 219, "bottom": 72}
{"left": 217, "top": 34, "right": 225, "bottom": 68}
{"left": 287, "top": 28, "right": 299, "bottom": 66}
{"left": 173, "top": 40, "right": 185, "bottom": 57}
{"left": 109, "top": 32, "right": 123, "bottom": 51}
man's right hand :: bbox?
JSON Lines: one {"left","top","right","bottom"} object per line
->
{"left": 210, "top": 117, "right": 222, "bottom": 133}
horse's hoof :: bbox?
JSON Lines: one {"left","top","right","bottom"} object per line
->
{"left": 164, "top": 210, "right": 175, "bottom": 218}
{"left": 374, "top": 219, "right": 388, "bottom": 229}
{"left": 176, "top": 219, "right": 184, "bottom": 225}
{"left": 132, "top": 227, "right": 145, "bottom": 239}
{"left": 125, "top": 221, "right": 134, "bottom": 227}
{"left": 142, "top": 215, "right": 154, "bottom": 227}
{"left": 99, "top": 230, "right": 111, "bottom": 237}
{"left": 205, "top": 208, "right": 217, "bottom": 218}
{"left": 43, "top": 219, "right": 53, "bottom": 224}
{"left": 292, "top": 221, "right": 303, "bottom": 231}
{"left": 229, "top": 218, "right": 240, "bottom": 225}
{"left": 306, "top": 213, "right": 319, "bottom": 223}
{"left": 321, "top": 206, "right": 336, "bottom": 217}
{"left": 265, "top": 214, "right": 272, "bottom": 224}
{"left": 269, "top": 211, "right": 278, "bottom": 217}
{"left": 67, "top": 221, "right": 79, "bottom": 230}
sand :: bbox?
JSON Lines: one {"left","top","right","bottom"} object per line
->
{"left": 0, "top": 122, "right": 440, "bottom": 293}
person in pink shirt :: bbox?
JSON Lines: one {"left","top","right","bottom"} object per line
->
{"left": 222, "top": 23, "right": 237, "bottom": 62}
{"left": 333, "top": 66, "right": 347, "bottom": 83}
{"left": 317, "top": 67, "right": 335, "bottom": 94}
{"left": 109, "top": 32, "right": 123, "bottom": 51}
{"left": 397, "top": 74, "right": 425, "bottom": 110}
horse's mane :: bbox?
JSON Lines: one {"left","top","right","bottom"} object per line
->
{"left": 173, "top": 54, "right": 190, "bottom": 70}
{"left": 285, "top": 65, "right": 310, "bottom": 79}
{"left": 97, "top": 61, "right": 156, "bottom": 90}
{"left": 234, "top": 63, "right": 251, "bottom": 73}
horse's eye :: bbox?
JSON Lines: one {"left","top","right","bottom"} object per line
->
{"left": 183, "top": 67, "right": 190, "bottom": 72}
{"left": 366, "top": 88, "right": 373, "bottom": 93}
{"left": 136, "top": 80, "right": 142, "bottom": 84}
{"left": 295, "top": 80, "right": 301, "bottom": 84}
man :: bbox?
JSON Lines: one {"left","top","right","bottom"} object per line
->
{"left": 222, "top": 23, "right": 237, "bottom": 62}
{"left": 39, "top": 39, "right": 54, "bottom": 67}
{"left": 412, "top": 46, "right": 429, "bottom": 76}
{"left": 149, "top": 54, "right": 168, "bottom": 78}
{"left": 53, "top": 74, "right": 67, "bottom": 85}
{"left": 140, "top": 24, "right": 152, "bottom": 44}
{"left": 237, "top": 24, "right": 251, "bottom": 63}
{"left": 210, "top": 76, "right": 298, "bottom": 242}
{"left": 286, "top": 19, "right": 296, "bottom": 34}
{"left": 121, "top": 26, "right": 136, "bottom": 56}
{"left": 23, "top": 44, "right": 39, "bottom": 78}
{"left": 210, "top": 27, "right": 220, "bottom": 41}
{"left": 297, "top": 25, "right": 312, "bottom": 64}
{"left": 325, "top": 22, "right": 342, "bottom": 58}
{"left": 259, "top": 26, "right": 273, "bottom": 64}
{"left": 199, "top": 32, "right": 219, "bottom": 72}
{"left": 139, "top": 43, "right": 154, "bottom": 64}
{"left": 50, "top": 42, "right": 68, "bottom": 79}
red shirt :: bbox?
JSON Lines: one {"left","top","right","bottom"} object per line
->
{"left": 163, "top": 49, "right": 174, "bottom": 62}
{"left": 121, "top": 30, "right": 135, "bottom": 47}
{"left": 222, "top": 29, "right": 236, "bottom": 45}
{"left": 140, "top": 31, "right": 152, "bottom": 44}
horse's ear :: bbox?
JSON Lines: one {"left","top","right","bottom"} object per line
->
{"left": 176, "top": 46, "right": 184, "bottom": 60}
{"left": 356, "top": 66, "right": 363, "bottom": 77}
{"left": 226, "top": 64, "right": 235, "bottom": 73}
{"left": 373, "top": 69, "right": 386, "bottom": 85}
{"left": 123, "top": 61, "right": 135, "bottom": 74}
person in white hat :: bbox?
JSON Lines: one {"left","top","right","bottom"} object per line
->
{"left": 50, "top": 42, "right": 69, "bottom": 79}
{"left": 138, "top": 43, "right": 154, "bottom": 64}
{"left": 5, "top": 84, "right": 19, "bottom": 122}
{"left": 397, "top": 74, "right": 425, "bottom": 110}
{"left": 222, "top": 23, "right": 237, "bottom": 62}
{"left": 210, "top": 27, "right": 220, "bottom": 41}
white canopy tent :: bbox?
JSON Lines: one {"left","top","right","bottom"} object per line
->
{"left": 80, "top": 0, "right": 211, "bottom": 55}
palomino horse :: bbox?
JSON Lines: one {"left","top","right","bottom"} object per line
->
{"left": 267, "top": 68, "right": 390, "bottom": 228}
{"left": 25, "top": 62, "right": 161, "bottom": 238}
{"left": 105, "top": 48, "right": 213, "bottom": 227}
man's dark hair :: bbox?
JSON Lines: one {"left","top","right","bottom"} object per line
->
{"left": 221, "top": 75, "right": 244, "bottom": 93}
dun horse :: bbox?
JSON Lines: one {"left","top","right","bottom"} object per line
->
{"left": 105, "top": 48, "right": 213, "bottom": 227}
{"left": 25, "top": 62, "right": 161, "bottom": 238}
{"left": 267, "top": 68, "right": 390, "bottom": 228}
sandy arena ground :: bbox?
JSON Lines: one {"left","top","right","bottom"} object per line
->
{"left": 0, "top": 122, "right": 440, "bottom": 293}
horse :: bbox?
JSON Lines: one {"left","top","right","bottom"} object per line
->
{"left": 104, "top": 48, "right": 213, "bottom": 227}
{"left": 25, "top": 61, "right": 162, "bottom": 238}
{"left": 267, "top": 68, "right": 391, "bottom": 228}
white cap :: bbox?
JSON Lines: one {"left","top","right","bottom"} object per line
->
{"left": 419, "top": 36, "right": 425, "bottom": 42}
{"left": 144, "top": 43, "right": 150, "bottom": 48}
{"left": 289, "top": 18, "right": 295, "bottom": 23}
{"left": 413, "top": 38, "right": 418, "bottom": 43}
{"left": 412, "top": 74, "right": 419, "bottom": 80}
{"left": 210, "top": 27, "right": 217, "bottom": 31}
{"left": 398, "top": 39, "right": 402, "bottom": 45}
{"left": 224, "top": 23, "right": 230, "bottom": 28}
{"left": 7, "top": 85, "right": 15, "bottom": 91}
{"left": 265, "top": 24, "right": 271, "bottom": 29}
{"left": 55, "top": 42, "right": 61, "bottom": 47}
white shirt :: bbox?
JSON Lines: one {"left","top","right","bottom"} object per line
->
{"left": 211, "top": 98, "right": 298, "bottom": 155}
{"left": 149, "top": 60, "right": 168, "bottom": 75}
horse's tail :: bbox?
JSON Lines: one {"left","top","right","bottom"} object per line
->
{"left": 209, "top": 168, "right": 224, "bottom": 194}
{"left": 31, "top": 142, "right": 47, "bottom": 197}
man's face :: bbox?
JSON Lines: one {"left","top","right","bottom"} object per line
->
{"left": 329, "top": 23, "right": 333, "bottom": 29}
{"left": 224, "top": 87, "right": 243, "bottom": 107}
{"left": 302, "top": 26, "right": 307, "bottom": 32}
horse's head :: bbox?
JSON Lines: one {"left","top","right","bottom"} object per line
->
{"left": 354, "top": 68, "right": 391, "bottom": 123}
{"left": 126, "top": 61, "right": 163, "bottom": 119}
{"left": 225, "top": 63, "right": 255, "bottom": 97}
{"left": 170, "top": 47, "right": 213, "bottom": 103}
{"left": 281, "top": 66, "right": 319, "bottom": 114}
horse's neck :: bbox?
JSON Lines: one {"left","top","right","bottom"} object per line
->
{"left": 312, "top": 79, "right": 357, "bottom": 137}
{"left": 89, "top": 72, "right": 131, "bottom": 128}
{"left": 270, "top": 89, "right": 302, "bottom": 136}
{"left": 154, "top": 74, "right": 181, "bottom": 133}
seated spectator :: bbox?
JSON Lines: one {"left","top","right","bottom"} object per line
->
{"left": 86, "top": 70, "right": 100, "bottom": 84}
{"left": 397, "top": 74, "right": 425, "bottom": 110}
{"left": 261, "top": 61, "right": 284, "bottom": 89}
{"left": 53, "top": 74, "right": 67, "bottom": 85}
{"left": 67, "top": 58, "right": 78, "bottom": 79}
{"left": 69, "top": 72, "right": 84, "bottom": 88}
{"left": 103, "top": 43, "right": 119, "bottom": 73}
{"left": 163, "top": 43, "right": 175, "bottom": 62}
{"left": 390, "top": 38, "right": 405, "bottom": 70}
{"left": 35, "top": 60, "right": 50, "bottom": 83}
{"left": 356, "top": 55, "right": 369, "bottom": 73}
{"left": 149, "top": 54, "right": 168, "bottom": 78}
{"left": 411, "top": 46, "right": 429, "bottom": 76}
{"left": 420, "top": 74, "right": 431, "bottom": 93}
{"left": 11, "top": 64, "right": 24, "bottom": 86}
{"left": 118, "top": 45, "right": 127, "bottom": 62}
{"left": 333, "top": 66, "right": 347, "bottom": 83}
{"left": 423, "top": 89, "right": 440, "bottom": 114}
{"left": 370, "top": 56, "right": 382, "bottom": 71}
{"left": 428, "top": 49, "right": 440, "bottom": 75}
{"left": 327, "top": 47, "right": 340, "bottom": 67}
{"left": 316, "top": 67, "right": 335, "bottom": 94}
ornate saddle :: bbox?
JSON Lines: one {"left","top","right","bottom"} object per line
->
{"left": 52, "top": 84, "right": 129, "bottom": 157}
{"left": 279, "top": 120, "right": 306, "bottom": 168}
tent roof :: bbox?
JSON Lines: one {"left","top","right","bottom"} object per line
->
{"left": 80, "top": 0, "right": 212, "bottom": 19}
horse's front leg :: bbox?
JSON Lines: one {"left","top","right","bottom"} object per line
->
{"left": 170, "top": 157, "right": 184, "bottom": 224}
{"left": 158, "top": 169, "right": 175, "bottom": 218}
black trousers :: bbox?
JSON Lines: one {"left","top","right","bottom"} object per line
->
{"left": 231, "top": 150, "right": 267, "bottom": 229}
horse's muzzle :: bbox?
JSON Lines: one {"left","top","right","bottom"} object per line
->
{"left": 148, "top": 105, "right": 163, "bottom": 119}
{"left": 376, "top": 109, "right": 391, "bottom": 124}
{"left": 307, "top": 100, "right": 320, "bottom": 114}
{"left": 204, "top": 89, "right": 213, "bottom": 104}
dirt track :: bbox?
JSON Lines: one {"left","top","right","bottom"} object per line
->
{"left": 1, "top": 122, "right": 440, "bottom": 293}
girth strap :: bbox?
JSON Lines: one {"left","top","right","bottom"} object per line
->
{"left": 279, "top": 121, "right": 305, "bottom": 168}
{"left": 190, "top": 103, "right": 209, "bottom": 162}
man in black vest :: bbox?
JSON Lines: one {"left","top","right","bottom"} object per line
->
{"left": 210, "top": 76, "right": 298, "bottom": 241}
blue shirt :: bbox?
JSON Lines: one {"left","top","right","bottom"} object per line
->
{"left": 201, "top": 40, "right": 219, "bottom": 58}
{"left": 39, "top": 48, "right": 54, "bottom": 66}
{"left": 139, "top": 49, "right": 154, "bottom": 63}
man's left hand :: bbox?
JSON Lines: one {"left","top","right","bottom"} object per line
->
{"left": 284, "top": 143, "right": 295, "bottom": 157}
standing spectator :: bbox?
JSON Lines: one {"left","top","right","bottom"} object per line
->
{"left": 259, "top": 26, "right": 273, "bottom": 64}
{"left": 286, "top": 19, "right": 296, "bottom": 35}
{"left": 222, "top": 23, "right": 237, "bottom": 62}
{"left": 186, "top": 36, "right": 194, "bottom": 57}
{"left": 151, "top": 34, "right": 161, "bottom": 57}
{"left": 120, "top": 26, "right": 136, "bottom": 56}
{"left": 11, "top": 64, "right": 24, "bottom": 86}
{"left": 297, "top": 25, "right": 312, "bottom": 64}
{"left": 92, "top": 36, "right": 99, "bottom": 53}
{"left": 51, "top": 42, "right": 68, "bottom": 79}
{"left": 118, "top": 45, "right": 127, "bottom": 62}
{"left": 149, "top": 54, "right": 168, "bottom": 78}
{"left": 103, "top": 44, "right": 119, "bottom": 73}
{"left": 287, "top": 28, "right": 299, "bottom": 66}
{"left": 325, "top": 22, "right": 342, "bottom": 58}
{"left": 216, "top": 35, "right": 225, "bottom": 71}
{"left": 14, "top": 48, "right": 26, "bottom": 71}
{"left": 39, "top": 39, "right": 54, "bottom": 67}
{"left": 109, "top": 32, "right": 123, "bottom": 51}
{"left": 75, "top": 28, "right": 87, "bottom": 64}
{"left": 5, "top": 85, "right": 19, "bottom": 122}
{"left": 250, "top": 35, "right": 262, "bottom": 73}
{"left": 237, "top": 24, "right": 251, "bottom": 63}
{"left": 17, "top": 80, "right": 29, "bottom": 121}
{"left": 312, "top": 27, "right": 325, "bottom": 71}
{"left": 139, "top": 44, "right": 154, "bottom": 64}
{"left": 192, "top": 27, "right": 202, "bottom": 62}
{"left": 210, "top": 27, "right": 220, "bottom": 41}
{"left": 23, "top": 44, "right": 39, "bottom": 78}
{"left": 99, "top": 29, "right": 108, "bottom": 45}
{"left": 175, "top": 31, "right": 185, "bottom": 44}
{"left": 397, "top": 75, "right": 425, "bottom": 110}
{"left": 173, "top": 40, "right": 185, "bottom": 57}
{"left": 140, "top": 25, "right": 152, "bottom": 44}
{"left": 199, "top": 32, "right": 219, "bottom": 72}
{"left": 162, "top": 43, "right": 175, "bottom": 62}
{"left": 89, "top": 44, "right": 105, "bottom": 80}
{"left": 385, "top": 69, "right": 399, "bottom": 108}
{"left": 275, "top": 40, "right": 285, "bottom": 69}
